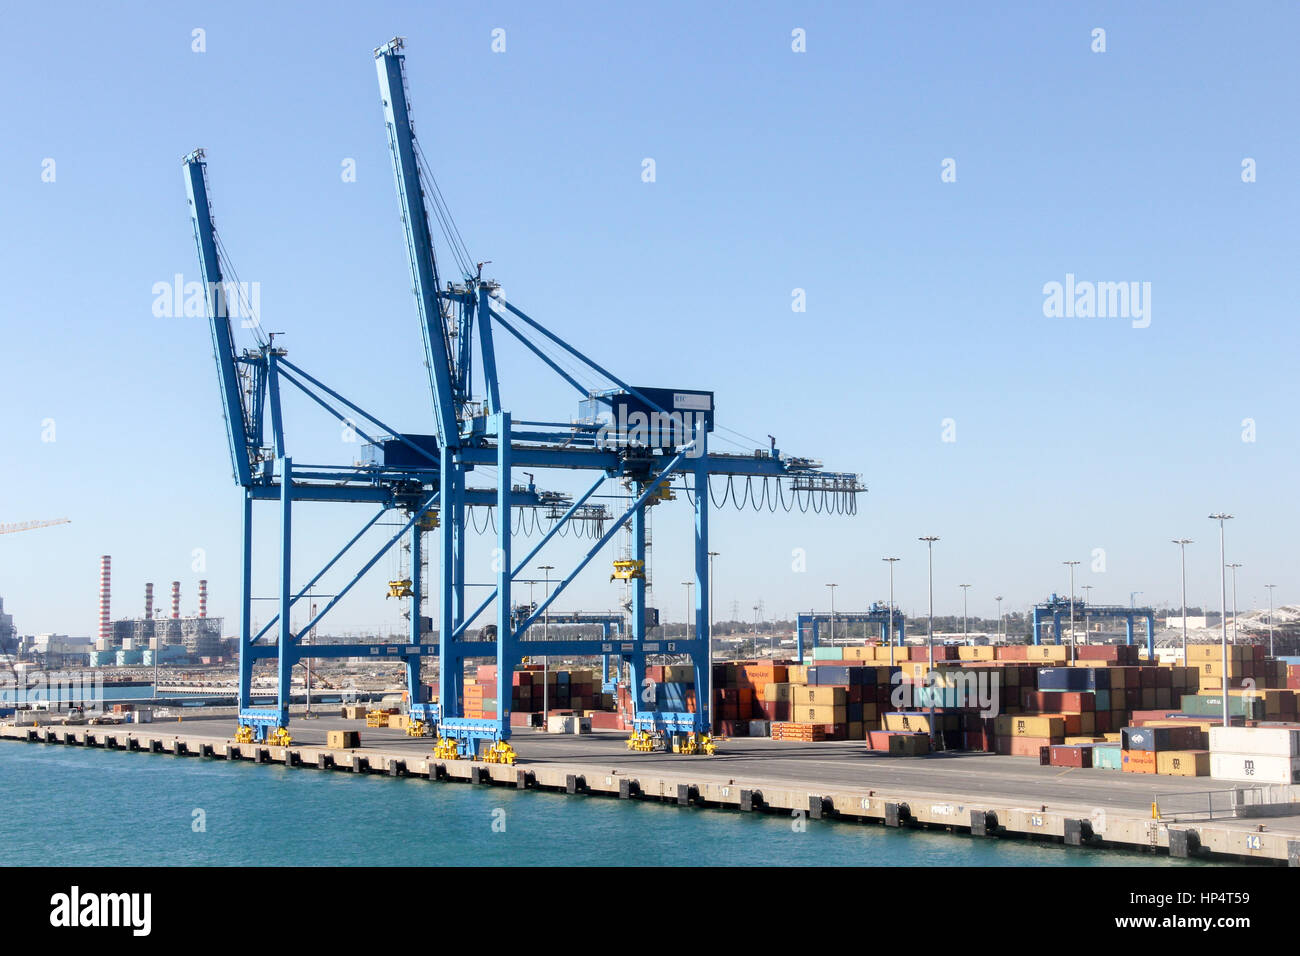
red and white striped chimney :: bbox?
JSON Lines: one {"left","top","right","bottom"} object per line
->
{"left": 98, "top": 556, "right": 111, "bottom": 645}
{"left": 170, "top": 581, "right": 181, "bottom": 620}
{"left": 144, "top": 582, "right": 154, "bottom": 620}
{"left": 198, "top": 580, "right": 208, "bottom": 618}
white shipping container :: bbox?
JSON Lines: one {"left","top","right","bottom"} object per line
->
{"left": 546, "top": 715, "right": 573, "bottom": 734}
{"left": 1209, "top": 752, "right": 1300, "bottom": 785}
{"left": 1210, "top": 726, "right": 1300, "bottom": 758}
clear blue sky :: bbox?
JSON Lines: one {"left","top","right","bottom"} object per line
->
{"left": 2, "top": 1, "right": 1296, "bottom": 639}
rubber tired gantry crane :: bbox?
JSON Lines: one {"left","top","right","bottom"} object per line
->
{"left": 185, "top": 37, "right": 863, "bottom": 758}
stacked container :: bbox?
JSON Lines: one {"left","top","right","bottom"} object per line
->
{"left": 1208, "top": 726, "right": 1300, "bottom": 784}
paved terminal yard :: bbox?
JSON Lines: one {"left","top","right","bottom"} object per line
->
{"left": 6, "top": 713, "right": 1300, "bottom": 865}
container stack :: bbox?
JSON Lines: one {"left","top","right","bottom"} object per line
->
{"left": 1119, "top": 724, "right": 1207, "bottom": 775}
{"left": 1186, "top": 644, "right": 1284, "bottom": 692}
{"left": 1208, "top": 726, "right": 1300, "bottom": 784}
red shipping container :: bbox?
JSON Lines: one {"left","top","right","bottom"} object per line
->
{"left": 1049, "top": 744, "right": 1093, "bottom": 768}
{"left": 818, "top": 722, "right": 849, "bottom": 741}
{"left": 997, "top": 735, "right": 1054, "bottom": 757}
{"left": 1026, "top": 691, "right": 1094, "bottom": 713}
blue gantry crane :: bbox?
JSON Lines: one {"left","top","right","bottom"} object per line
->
{"left": 796, "top": 603, "right": 907, "bottom": 659}
{"left": 1032, "top": 594, "right": 1156, "bottom": 655}
{"left": 185, "top": 37, "right": 863, "bottom": 757}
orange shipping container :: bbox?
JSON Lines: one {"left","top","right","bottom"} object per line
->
{"left": 1121, "top": 749, "right": 1157, "bottom": 774}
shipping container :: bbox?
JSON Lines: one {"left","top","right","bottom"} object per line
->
{"left": 1120, "top": 725, "right": 1204, "bottom": 752}
{"left": 1121, "top": 749, "right": 1156, "bottom": 774}
{"left": 1209, "top": 752, "right": 1300, "bottom": 784}
{"left": 994, "top": 714, "right": 1065, "bottom": 738}
{"left": 1156, "top": 750, "right": 1211, "bottom": 777}
{"left": 1091, "top": 743, "right": 1122, "bottom": 770}
{"left": 1049, "top": 744, "right": 1093, "bottom": 768}
{"left": 1209, "top": 725, "right": 1300, "bottom": 757}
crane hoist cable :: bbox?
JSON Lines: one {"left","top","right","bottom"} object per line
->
{"left": 412, "top": 137, "right": 473, "bottom": 279}
{"left": 212, "top": 232, "right": 269, "bottom": 350}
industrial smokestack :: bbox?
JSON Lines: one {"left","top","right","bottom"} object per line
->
{"left": 98, "top": 556, "right": 111, "bottom": 645}
{"left": 170, "top": 581, "right": 180, "bottom": 620}
{"left": 198, "top": 579, "right": 208, "bottom": 618}
{"left": 144, "top": 582, "right": 154, "bottom": 620}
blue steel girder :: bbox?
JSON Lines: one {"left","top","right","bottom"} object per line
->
{"left": 1031, "top": 595, "right": 1156, "bottom": 654}
{"left": 796, "top": 608, "right": 907, "bottom": 659}
{"left": 183, "top": 150, "right": 259, "bottom": 486}
{"left": 375, "top": 38, "right": 462, "bottom": 448}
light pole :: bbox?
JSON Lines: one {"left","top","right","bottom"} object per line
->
{"left": 1265, "top": 584, "right": 1277, "bottom": 657}
{"left": 959, "top": 584, "right": 971, "bottom": 642}
{"left": 1130, "top": 591, "right": 1142, "bottom": 610}
{"left": 1063, "top": 561, "right": 1080, "bottom": 663}
{"left": 883, "top": 558, "right": 900, "bottom": 666}
{"left": 539, "top": 564, "right": 554, "bottom": 723}
{"left": 919, "top": 536, "right": 939, "bottom": 746}
{"left": 1226, "top": 564, "right": 1242, "bottom": 645}
{"left": 305, "top": 597, "right": 316, "bottom": 718}
{"left": 1172, "top": 539, "right": 1192, "bottom": 663}
{"left": 994, "top": 595, "right": 1003, "bottom": 642}
{"left": 707, "top": 551, "right": 718, "bottom": 727}
{"left": 1209, "top": 514, "right": 1233, "bottom": 727}
{"left": 1080, "top": 584, "right": 1093, "bottom": 643}
{"left": 681, "top": 581, "right": 693, "bottom": 641}
{"left": 826, "top": 583, "right": 838, "bottom": 645}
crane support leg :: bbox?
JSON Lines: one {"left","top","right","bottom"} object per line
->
{"left": 405, "top": 513, "right": 424, "bottom": 709}
{"left": 693, "top": 422, "right": 711, "bottom": 734}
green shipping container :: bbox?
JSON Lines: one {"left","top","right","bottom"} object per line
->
{"left": 812, "top": 646, "right": 844, "bottom": 661}
{"left": 1092, "top": 743, "right": 1122, "bottom": 770}
{"left": 1179, "top": 694, "right": 1264, "bottom": 720}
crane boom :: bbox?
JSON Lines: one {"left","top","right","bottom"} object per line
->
{"left": 374, "top": 37, "right": 461, "bottom": 449}
{"left": 183, "top": 149, "right": 257, "bottom": 486}
{"left": 0, "top": 518, "right": 71, "bottom": 535}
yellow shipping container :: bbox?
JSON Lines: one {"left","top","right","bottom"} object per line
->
{"left": 762, "top": 682, "right": 794, "bottom": 702}
{"left": 793, "top": 704, "right": 847, "bottom": 724}
{"left": 1199, "top": 660, "right": 1251, "bottom": 678}
{"left": 387, "top": 714, "right": 408, "bottom": 730}
{"left": 841, "top": 646, "right": 872, "bottom": 661}
{"left": 994, "top": 714, "right": 1065, "bottom": 738}
{"left": 791, "top": 685, "right": 847, "bottom": 706}
{"left": 1065, "top": 735, "right": 1107, "bottom": 745}
{"left": 958, "top": 646, "right": 995, "bottom": 661}
{"left": 1187, "top": 644, "right": 1250, "bottom": 663}
{"left": 1156, "top": 750, "right": 1211, "bottom": 777}
{"left": 327, "top": 730, "right": 360, "bottom": 749}
{"left": 787, "top": 665, "right": 807, "bottom": 684}
{"left": 884, "top": 712, "right": 933, "bottom": 733}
